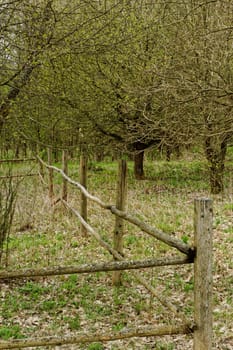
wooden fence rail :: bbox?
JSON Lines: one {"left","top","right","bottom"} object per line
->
{"left": 0, "top": 158, "right": 35, "bottom": 163}
{"left": 0, "top": 157, "right": 213, "bottom": 349}
{"left": 0, "top": 173, "right": 38, "bottom": 179}
{"left": 0, "top": 157, "right": 38, "bottom": 179}
{"left": 0, "top": 256, "right": 192, "bottom": 280}
{"left": 0, "top": 324, "right": 191, "bottom": 349}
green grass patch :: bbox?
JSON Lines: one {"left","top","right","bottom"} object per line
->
{"left": 145, "top": 160, "right": 209, "bottom": 190}
{"left": 87, "top": 343, "right": 104, "bottom": 350}
{"left": 155, "top": 342, "right": 175, "bottom": 350}
{"left": 0, "top": 325, "right": 25, "bottom": 340}
{"left": 19, "top": 281, "right": 49, "bottom": 297}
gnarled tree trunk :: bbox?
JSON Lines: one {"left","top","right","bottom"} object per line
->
{"left": 204, "top": 137, "right": 227, "bottom": 194}
{"left": 133, "top": 142, "right": 146, "bottom": 180}
{"left": 134, "top": 151, "right": 145, "bottom": 180}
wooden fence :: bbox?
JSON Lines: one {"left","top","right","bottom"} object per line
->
{"left": 0, "top": 157, "right": 213, "bottom": 350}
{"left": 0, "top": 157, "right": 38, "bottom": 179}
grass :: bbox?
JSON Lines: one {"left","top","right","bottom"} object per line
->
{"left": 0, "top": 325, "right": 25, "bottom": 340}
{"left": 0, "top": 154, "right": 232, "bottom": 349}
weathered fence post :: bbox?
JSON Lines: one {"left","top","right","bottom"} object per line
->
{"left": 113, "top": 159, "right": 127, "bottom": 286}
{"left": 37, "top": 145, "right": 44, "bottom": 179}
{"left": 62, "top": 149, "right": 68, "bottom": 201}
{"left": 80, "top": 152, "right": 88, "bottom": 235}
{"left": 194, "top": 198, "right": 213, "bottom": 350}
{"left": 47, "top": 147, "right": 54, "bottom": 202}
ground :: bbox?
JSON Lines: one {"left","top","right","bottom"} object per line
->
{"left": 0, "top": 152, "right": 232, "bottom": 349}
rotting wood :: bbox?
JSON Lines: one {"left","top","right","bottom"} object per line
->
{"left": 62, "top": 200, "right": 190, "bottom": 325}
{"left": 0, "top": 256, "right": 192, "bottom": 280}
{"left": 0, "top": 324, "right": 192, "bottom": 349}
{"left": 194, "top": 198, "right": 213, "bottom": 350}
{"left": 37, "top": 157, "right": 194, "bottom": 257}
{"left": 113, "top": 159, "right": 127, "bottom": 285}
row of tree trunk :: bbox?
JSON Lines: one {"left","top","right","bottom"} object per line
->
{"left": 133, "top": 139, "right": 229, "bottom": 194}
{"left": 0, "top": 136, "right": 228, "bottom": 195}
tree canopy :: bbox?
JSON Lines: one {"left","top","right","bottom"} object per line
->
{"left": 1, "top": 0, "right": 233, "bottom": 192}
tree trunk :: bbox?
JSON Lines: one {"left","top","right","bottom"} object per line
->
{"left": 166, "top": 146, "right": 171, "bottom": 162}
{"left": 95, "top": 152, "right": 104, "bottom": 162}
{"left": 134, "top": 151, "right": 144, "bottom": 180}
{"left": 205, "top": 137, "right": 227, "bottom": 194}
{"left": 14, "top": 145, "right": 20, "bottom": 159}
{"left": 23, "top": 142, "right": 27, "bottom": 158}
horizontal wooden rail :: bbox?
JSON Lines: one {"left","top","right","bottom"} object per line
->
{"left": 0, "top": 324, "right": 192, "bottom": 349}
{"left": 0, "top": 158, "right": 36, "bottom": 163}
{"left": 0, "top": 256, "right": 192, "bottom": 280}
{"left": 0, "top": 173, "right": 38, "bottom": 179}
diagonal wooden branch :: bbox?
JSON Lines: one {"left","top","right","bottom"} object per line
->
{"left": 62, "top": 200, "right": 190, "bottom": 326}
{"left": 37, "top": 156, "right": 110, "bottom": 209}
{"left": 110, "top": 206, "right": 194, "bottom": 257}
{"left": 37, "top": 157, "right": 194, "bottom": 257}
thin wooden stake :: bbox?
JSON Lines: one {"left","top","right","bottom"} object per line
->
{"left": 80, "top": 152, "right": 87, "bottom": 235}
{"left": 62, "top": 149, "right": 68, "bottom": 201}
{"left": 113, "top": 159, "right": 127, "bottom": 285}
{"left": 194, "top": 198, "right": 213, "bottom": 350}
{"left": 47, "top": 148, "right": 54, "bottom": 201}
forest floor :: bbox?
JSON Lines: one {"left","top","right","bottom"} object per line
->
{"left": 0, "top": 152, "right": 233, "bottom": 350}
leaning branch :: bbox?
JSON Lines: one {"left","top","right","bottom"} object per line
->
{"left": 37, "top": 156, "right": 110, "bottom": 209}
{"left": 37, "top": 157, "right": 194, "bottom": 257}
{"left": 110, "top": 206, "right": 194, "bottom": 257}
